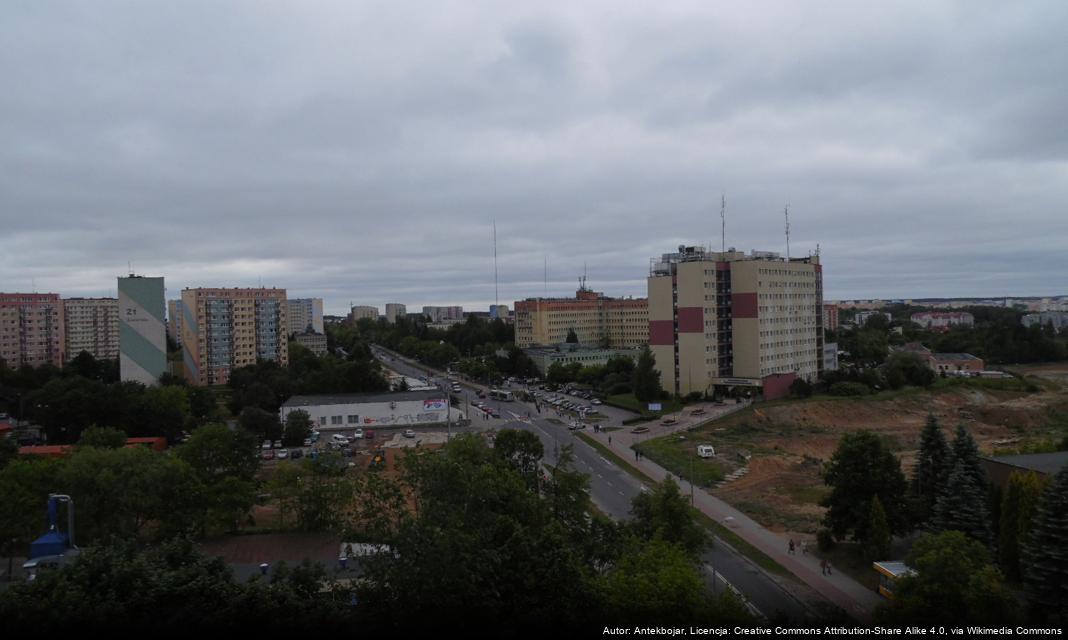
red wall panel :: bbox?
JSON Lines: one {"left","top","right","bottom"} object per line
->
{"left": 732, "top": 293, "right": 758, "bottom": 319}
{"left": 677, "top": 307, "right": 703, "bottom": 333}
{"left": 649, "top": 320, "right": 674, "bottom": 346}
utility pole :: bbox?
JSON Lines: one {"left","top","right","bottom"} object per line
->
{"left": 721, "top": 193, "right": 726, "bottom": 253}
{"left": 784, "top": 204, "right": 791, "bottom": 261}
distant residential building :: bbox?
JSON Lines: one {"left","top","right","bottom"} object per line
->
{"left": 489, "top": 304, "right": 510, "bottom": 320}
{"left": 385, "top": 303, "right": 407, "bottom": 324}
{"left": 823, "top": 304, "right": 839, "bottom": 332}
{"left": 63, "top": 297, "right": 119, "bottom": 363}
{"left": 910, "top": 311, "right": 975, "bottom": 332}
{"left": 428, "top": 318, "right": 464, "bottom": 330}
{"left": 323, "top": 314, "right": 345, "bottom": 325}
{"left": 119, "top": 276, "right": 167, "bottom": 386}
{"left": 181, "top": 287, "right": 288, "bottom": 386}
{"left": 647, "top": 245, "right": 823, "bottom": 401}
{"left": 855, "top": 310, "right": 893, "bottom": 327}
{"left": 294, "top": 331, "right": 328, "bottom": 357}
{"left": 823, "top": 342, "right": 839, "bottom": 372}
{"left": 422, "top": 306, "right": 463, "bottom": 322}
{"left": 1022, "top": 312, "right": 1068, "bottom": 331}
{"left": 931, "top": 353, "right": 984, "bottom": 374}
{"left": 348, "top": 305, "right": 379, "bottom": 323}
{"left": 167, "top": 299, "right": 184, "bottom": 347}
{"left": 515, "top": 288, "right": 648, "bottom": 349}
{"left": 287, "top": 298, "right": 324, "bottom": 335}
{"left": 524, "top": 344, "right": 642, "bottom": 376}
{"left": 0, "top": 293, "right": 65, "bottom": 368}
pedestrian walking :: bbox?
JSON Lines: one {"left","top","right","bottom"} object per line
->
{"left": 635, "top": 449, "right": 639, "bottom": 461}
{"left": 820, "top": 558, "right": 827, "bottom": 576}
{"left": 826, "top": 561, "right": 833, "bottom": 576}
{"left": 608, "top": 436, "right": 612, "bottom": 445}
{"left": 788, "top": 539, "right": 795, "bottom": 555}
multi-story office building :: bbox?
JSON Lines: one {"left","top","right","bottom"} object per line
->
{"left": 119, "top": 276, "right": 167, "bottom": 386}
{"left": 287, "top": 298, "right": 324, "bottom": 335}
{"left": 422, "top": 306, "right": 463, "bottom": 323}
{"left": 514, "top": 288, "right": 648, "bottom": 348}
{"left": 348, "top": 305, "right": 379, "bottom": 323}
{"left": 0, "top": 293, "right": 65, "bottom": 368}
{"left": 167, "top": 300, "right": 184, "bottom": 347}
{"left": 385, "top": 303, "right": 407, "bottom": 324}
{"left": 181, "top": 288, "right": 288, "bottom": 386}
{"left": 648, "top": 246, "right": 823, "bottom": 400}
{"left": 63, "top": 297, "right": 119, "bottom": 362}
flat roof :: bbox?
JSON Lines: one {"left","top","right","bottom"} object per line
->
{"left": 986, "top": 451, "right": 1068, "bottom": 476}
{"left": 281, "top": 389, "right": 445, "bottom": 408}
{"left": 873, "top": 561, "right": 915, "bottom": 578}
{"left": 933, "top": 353, "right": 980, "bottom": 360}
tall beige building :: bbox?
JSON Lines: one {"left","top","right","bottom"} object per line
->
{"left": 180, "top": 288, "right": 288, "bottom": 386}
{"left": 287, "top": 298, "right": 324, "bottom": 335}
{"left": 0, "top": 293, "right": 65, "bottom": 368}
{"left": 63, "top": 297, "right": 119, "bottom": 362}
{"left": 348, "top": 305, "right": 379, "bottom": 323}
{"left": 514, "top": 287, "right": 648, "bottom": 348}
{"left": 385, "top": 303, "right": 407, "bottom": 324}
{"left": 648, "top": 246, "right": 823, "bottom": 400}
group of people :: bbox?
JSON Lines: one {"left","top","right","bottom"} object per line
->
{"left": 787, "top": 539, "right": 833, "bottom": 576}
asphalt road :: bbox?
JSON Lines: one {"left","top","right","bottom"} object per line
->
{"left": 372, "top": 347, "right": 812, "bottom": 621}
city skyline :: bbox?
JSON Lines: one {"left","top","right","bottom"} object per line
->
{"left": 3, "top": 2, "right": 1067, "bottom": 315}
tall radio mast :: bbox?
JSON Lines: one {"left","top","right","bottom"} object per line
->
{"left": 784, "top": 204, "right": 791, "bottom": 261}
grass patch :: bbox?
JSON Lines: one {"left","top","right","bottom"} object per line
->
{"left": 785, "top": 485, "right": 830, "bottom": 506}
{"left": 635, "top": 435, "right": 726, "bottom": 487}
{"left": 606, "top": 394, "right": 685, "bottom": 418}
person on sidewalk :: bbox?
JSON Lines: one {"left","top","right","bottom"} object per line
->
{"left": 820, "top": 558, "right": 827, "bottom": 575}
{"left": 826, "top": 561, "right": 833, "bottom": 576}
{"left": 801, "top": 540, "right": 808, "bottom": 555}
{"left": 788, "top": 539, "right": 795, "bottom": 555}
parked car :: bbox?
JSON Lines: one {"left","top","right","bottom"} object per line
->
{"left": 261, "top": 440, "right": 272, "bottom": 450}
{"left": 353, "top": 428, "right": 364, "bottom": 439}
{"left": 697, "top": 444, "right": 716, "bottom": 458}
{"left": 591, "top": 399, "right": 603, "bottom": 405}
{"left": 331, "top": 434, "right": 350, "bottom": 445}
{"left": 364, "top": 430, "right": 375, "bottom": 440}
{"left": 403, "top": 429, "right": 416, "bottom": 438}
{"left": 290, "top": 449, "right": 304, "bottom": 460}
{"left": 303, "top": 438, "right": 312, "bottom": 447}
{"left": 277, "top": 449, "right": 289, "bottom": 460}
{"left": 261, "top": 450, "right": 275, "bottom": 460}
{"left": 567, "top": 422, "right": 586, "bottom": 431}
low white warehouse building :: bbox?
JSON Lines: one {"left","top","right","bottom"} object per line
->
{"left": 279, "top": 390, "right": 453, "bottom": 430}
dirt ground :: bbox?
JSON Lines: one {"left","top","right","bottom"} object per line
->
{"left": 692, "top": 369, "right": 1068, "bottom": 538}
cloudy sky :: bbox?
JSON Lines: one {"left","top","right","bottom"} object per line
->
{"left": 2, "top": 1, "right": 1066, "bottom": 314}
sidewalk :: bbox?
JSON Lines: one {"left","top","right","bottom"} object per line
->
{"left": 592, "top": 421, "right": 882, "bottom": 622}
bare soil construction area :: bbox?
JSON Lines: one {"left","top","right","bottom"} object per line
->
{"left": 672, "top": 367, "right": 1068, "bottom": 538}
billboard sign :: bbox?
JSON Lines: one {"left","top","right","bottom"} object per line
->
{"left": 648, "top": 403, "right": 662, "bottom": 411}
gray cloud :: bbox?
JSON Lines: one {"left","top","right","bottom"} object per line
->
{"left": 2, "top": 1, "right": 1066, "bottom": 315}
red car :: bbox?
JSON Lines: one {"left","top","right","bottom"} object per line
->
{"left": 261, "top": 450, "right": 275, "bottom": 460}
{"left": 364, "top": 429, "right": 375, "bottom": 440}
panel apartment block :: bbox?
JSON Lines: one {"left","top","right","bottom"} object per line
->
{"left": 64, "top": 297, "right": 119, "bottom": 362}
{"left": 181, "top": 288, "right": 288, "bottom": 386}
{"left": 119, "top": 276, "right": 167, "bottom": 386}
{"left": 287, "top": 298, "right": 324, "bottom": 335}
{"left": 0, "top": 293, "right": 65, "bottom": 368}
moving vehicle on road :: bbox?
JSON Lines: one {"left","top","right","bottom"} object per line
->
{"left": 488, "top": 389, "right": 514, "bottom": 402}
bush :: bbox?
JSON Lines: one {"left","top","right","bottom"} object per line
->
{"left": 829, "top": 382, "right": 871, "bottom": 397}
{"left": 817, "top": 528, "right": 835, "bottom": 551}
{"left": 790, "top": 378, "right": 813, "bottom": 398}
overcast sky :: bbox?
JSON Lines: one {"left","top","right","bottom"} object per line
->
{"left": 2, "top": 1, "right": 1066, "bottom": 314}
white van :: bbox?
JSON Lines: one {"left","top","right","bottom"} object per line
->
{"left": 331, "top": 434, "right": 350, "bottom": 445}
{"left": 697, "top": 444, "right": 716, "bottom": 459}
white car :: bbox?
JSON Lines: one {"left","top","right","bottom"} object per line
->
{"left": 591, "top": 399, "right": 603, "bottom": 405}
{"left": 403, "top": 429, "right": 416, "bottom": 438}
{"left": 261, "top": 440, "right": 272, "bottom": 450}
{"left": 277, "top": 449, "right": 289, "bottom": 460}
{"left": 352, "top": 428, "right": 364, "bottom": 440}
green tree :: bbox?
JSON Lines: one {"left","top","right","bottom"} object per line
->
{"left": 909, "top": 414, "right": 951, "bottom": 524}
{"left": 876, "top": 531, "right": 1019, "bottom": 625}
{"left": 0, "top": 457, "right": 65, "bottom": 551}
{"left": 239, "top": 406, "right": 281, "bottom": 440}
{"left": 135, "top": 385, "right": 191, "bottom": 441}
{"left": 77, "top": 425, "right": 128, "bottom": 449}
{"left": 1022, "top": 463, "right": 1068, "bottom": 623}
{"left": 949, "top": 424, "right": 988, "bottom": 491}
{"left": 629, "top": 476, "right": 709, "bottom": 557}
{"left": 493, "top": 428, "right": 545, "bottom": 492}
{"left": 821, "top": 431, "right": 909, "bottom": 543}
{"left": 864, "top": 495, "right": 892, "bottom": 561}
{"left": 175, "top": 424, "right": 259, "bottom": 535}
{"left": 283, "top": 409, "right": 312, "bottom": 447}
{"left": 632, "top": 346, "right": 662, "bottom": 402}
{"left": 999, "top": 471, "right": 1049, "bottom": 582}
{"left": 930, "top": 459, "right": 992, "bottom": 546}
{"left": 565, "top": 328, "right": 579, "bottom": 343}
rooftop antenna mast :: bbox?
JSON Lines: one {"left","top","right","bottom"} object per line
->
{"left": 721, "top": 193, "right": 726, "bottom": 253}
{"left": 784, "top": 204, "right": 791, "bottom": 261}
{"left": 493, "top": 220, "right": 499, "bottom": 309}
